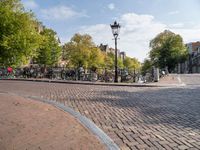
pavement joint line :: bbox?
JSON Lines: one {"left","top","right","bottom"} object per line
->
{"left": 2, "top": 78, "right": 185, "bottom": 88}
{"left": 6, "top": 92, "right": 120, "bottom": 150}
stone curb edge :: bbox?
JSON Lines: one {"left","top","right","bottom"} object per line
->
{"left": 24, "top": 95, "right": 120, "bottom": 150}
{"left": 2, "top": 78, "right": 184, "bottom": 87}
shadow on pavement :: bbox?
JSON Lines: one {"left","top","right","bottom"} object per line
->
{"left": 91, "top": 86, "right": 200, "bottom": 130}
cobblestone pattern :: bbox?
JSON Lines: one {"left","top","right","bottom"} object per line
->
{"left": 179, "top": 74, "right": 200, "bottom": 86}
{"left": 1, "top": 80, "right": 200, "bottom": 150}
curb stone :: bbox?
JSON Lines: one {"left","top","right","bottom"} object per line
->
{"left": 29, "top": 96, "right": 120, "bottom": 150}
{"left": 2, "top": 78, "right": 185, "bottom": 87}
{"left": 6, "top": 92, "right": 120, "bottom": 150}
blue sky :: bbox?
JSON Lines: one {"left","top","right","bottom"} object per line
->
{"left": 22, "top": 0, "right": 200, "bottom": 62}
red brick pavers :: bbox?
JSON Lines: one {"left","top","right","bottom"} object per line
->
{"left": 0, "top": 92, "right": 105, "bottom": 150}
{"left": 1, "top": 80, "right": 200, "bottom": 150}
{"left": 149, "top": 74, "right": 181, "bottom": 86}
{"left": 158, "top": 74, "right": 180, "bottom": 84}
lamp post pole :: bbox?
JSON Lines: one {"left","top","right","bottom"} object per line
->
{"left": 114, "top": 36, "right": 118, "bottom": 83}
{"left": 110, "top": 21, "right": 120, "bottom": 83}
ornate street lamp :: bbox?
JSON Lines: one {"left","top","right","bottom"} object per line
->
{"left": 110, "top": 21, "right": 120, "bottom": 83}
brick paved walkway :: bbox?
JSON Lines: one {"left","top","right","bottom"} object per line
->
{"left": 0, "top": 92, "right": 105, "bottom": 150}
{"left": 179, "top": 74, "right": 200, "bottom": 86}
{"left": 0, "top": 80, "right": 200, "bottom": 150}
{"left": 157, "top": 74, "right": 180, "bottom": 84}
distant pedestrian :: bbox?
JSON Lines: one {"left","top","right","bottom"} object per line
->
{"left": 7, "top": 67, "right": 13, "bottom": 74}
{"left": 7, "top": 67, "right": 13, "bottom": 77}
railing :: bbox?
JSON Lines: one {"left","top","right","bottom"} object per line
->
{"left": 0, "top": 67, "right": 139, "bottom": 83}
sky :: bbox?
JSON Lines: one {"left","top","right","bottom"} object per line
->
{"left": 22, "top": 0, "right": 200, "bottom": 62}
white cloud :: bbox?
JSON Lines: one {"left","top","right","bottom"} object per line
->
{"left": 119, "top": 13, "right": 167, "bottom": 61}
{"left": 108, "top": 3, "right": 115, "bottom": 10}
{"left": 80, "top": 13, "right": 166, "bottom": 62}
{"left": 23, "top": 0, "right": 38, "bottom": 10}
{"left": 171, "top": 27, "right": 200, "bottom": 43}
{"left": 41, "top": 6, "right": 87, "bottom": 20}
{"left": 168, "top": 11, "right": 179, "bottom": 15}
{"left": 80, "top": 24, "right": 111, "bottom": 43}
{"left": 79, "top": 12, "right": 200, "bottom": 62}
{"left": 169, "top": 23, "right": 184, "bottom": 28}
{"left": 59, "top": 36, "right": 71, "bottom": 44}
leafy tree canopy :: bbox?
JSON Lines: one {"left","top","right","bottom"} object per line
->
{"left": 63, "top": 33, "right": 141, "bottom": 73}
{"left": 141, "top": 59, "right": 153, "bottom": 76}
{"left": 149, "top": 30, "right": 187, "bottom": 72}
{"left": 103, "top": 52, "right": 125, "bottom": 70}
{"left": 123, "top": 57, "right": 140, "bottom": 71}
{"left": 35, "top": 28, "right": 61, "bottom": 66}
{"left": 63, "top": 33, "right": 105, "bottom": 69}
{"left": 0, "top": 0, "right": 41, "bottom": 67}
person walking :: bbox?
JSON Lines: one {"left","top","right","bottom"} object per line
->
{"left": 7, "top": 67, "right": 13, "bottom": 78}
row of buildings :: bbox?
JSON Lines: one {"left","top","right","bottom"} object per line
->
{"left": 178, "top": 41, "right": 200, "bottom": 73}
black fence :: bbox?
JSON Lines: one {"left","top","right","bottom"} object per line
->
{"left": 0, "top": 67, "right": 139, "bottom": 83}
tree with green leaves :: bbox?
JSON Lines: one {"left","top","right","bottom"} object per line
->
{"left": 0, "top": 0, "right": 41, "bottom": 67}
{"left": 63, "top": 33, "right": 104, "bottom": 70}
{"left": 104, "top": 52, "right": 124, "bottom": 70}
{"left": 123, "top": 57, "right": 140, "bottom": 72}
{"left": 36, "top": 28, "right": 61, "bottom": 66}
{"left": 141, "top": 59, "right": 153, "bottom": 76}
{"left": 104, "top": 52, "right": 114, "bottom": 69}
{"left": 88, "top": 47, "right": 105, "bottom": 71}
{"left": 149, "top": 30, "right": 187, "bottom": 72}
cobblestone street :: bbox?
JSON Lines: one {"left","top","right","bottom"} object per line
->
{"left": 0, "top": 79, "right": 200, "bottom": 150}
